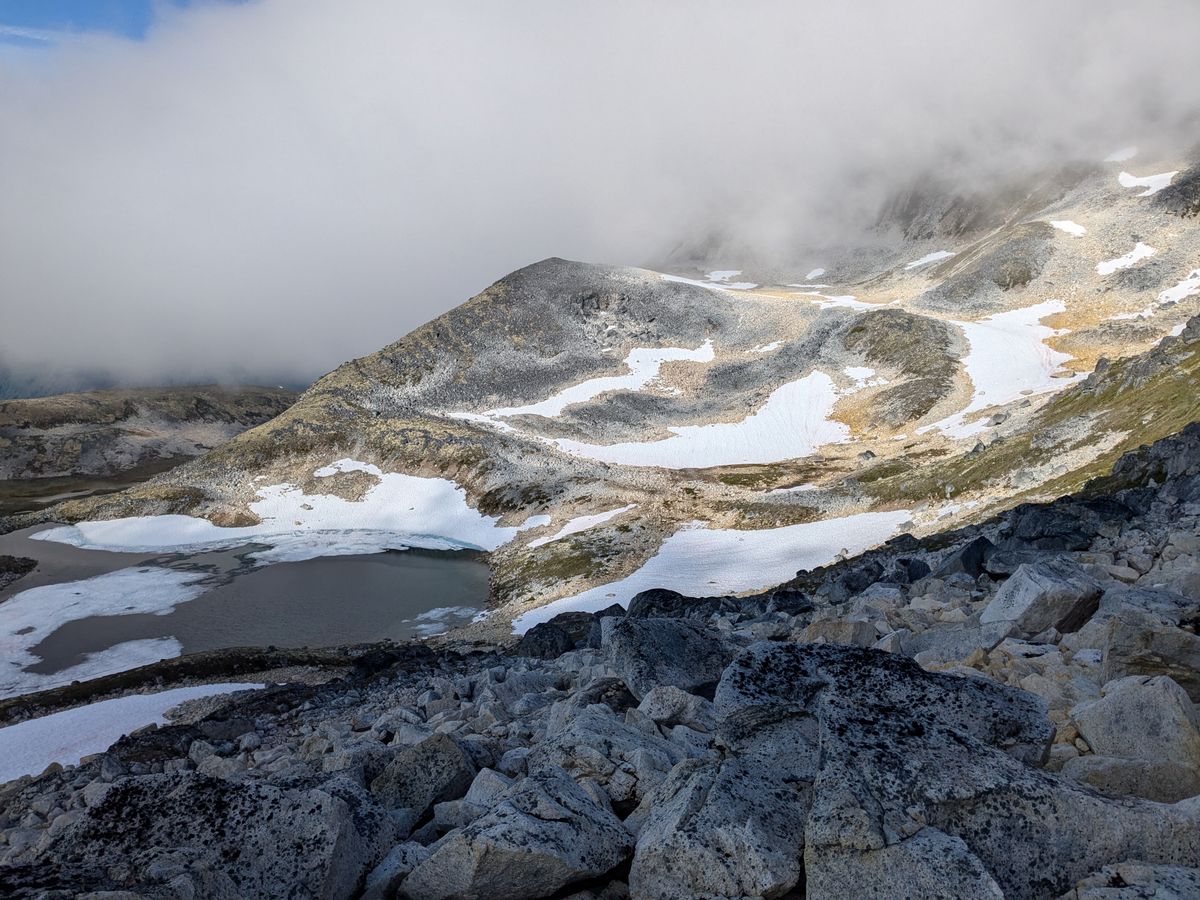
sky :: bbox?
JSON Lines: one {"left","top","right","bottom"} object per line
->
{"left": 0, "top": 1, "right": 199, "bottom": 46}
{"left": 2, "top": 0, "right": 1200, "bottom": 392}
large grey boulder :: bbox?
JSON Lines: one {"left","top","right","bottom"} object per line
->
{"left": 1101, "top": 605, "right": 1200, "bottom": 701}
{"left": 806, "top": 826, "right": 1004, "bottom": 900}
{"left": 30, "top": 772, "right": 387, "bottom": 899}
{"left": 707, "top": 643, "right": 1199, "bottom": 900}
{"left": 370, "top": 734, "right": 477, "bottom": 818}
{"left": 1062, "top": 755, "right": 1200, "bottom": 803}
{"left": 636, "top": 685, "right": 717, "bottom": 733}
{"left": 601, "top": 617, "right": 732, "bottom": 701}
{"left": 980, "top": 557, "right": 1103, "bottom": 638}
{"left": 527, "top": 705, "right": 690, "bottom": 803}
{"left": 400, "top": 767, "right": 632, "bottom": 900}
{"left": 627, "top": 753, "right": 812, "bottom": 900}
{"left": 1059, "top": 861, "right": 1200, "bottom": 899}
{"left": 1070, "top": 676, "right": 1200, "bottom": 771}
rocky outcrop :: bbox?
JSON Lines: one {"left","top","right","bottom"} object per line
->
{"left": 0, "top": 554, "right": 35, "bottom": 591}
{"left": 0, "top": 385, "right": 296, "bottom": 481}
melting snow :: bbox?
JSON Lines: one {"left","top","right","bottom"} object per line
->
{"left": 35, "top": 460, "right": 538, "bottom": 559}
{"left": 768, "top": 483, "right": 819, "bottom": 495}
{"left": 1105, "top": 146, "right": 1138, "bottom": 162}
{"left": 842, "top": 366, "right": 888, "bottom": 391}
{"left": 905, "top": 251, "right": 954, "bottom": 270}
{"left": 707, "top": 270, "right": 743, "bottom": 282}
{"left": 403, "top": 606, "right": 479, "bottom": 637}
{"left": 805, "top": 267, "right": 826, "bottom": 279}
{"left": 0, "top": 568, "right": 208, "bottom": 700}
{"left": 794, "top": 292, "right": 874, "bottom": 310}
{"left": 750, "top": 341, "right": 783, "bottom": 353}
{"left": 1109, "top": 268, "right": 1200, "bottom": 323}
{"left": 920, "top": 300, "right": 1077, "bottom": 440}
{"left": 1096, "top": 242, "right": 1156, "bottom": 275}
{"left": 527, "top": 505, "right": 637, "bottom": 549}
{"left": 662, "top": 274, "right": 757, "bottom": 291}
{"left": 0, "top": 683, "right": 263, "bottom": 784}
{"left": 1050, "top": 220, "right": 1087, "bottom": 237}
{"left": 1118, "top": 170, "right": 1177, "bottom": 197}
{"left": 482, "top": 342, "right": 714, "bottom": 420}
{"left": 1158, "top": 268, "right": 1200, "bottom": 305}
{"left": 552, "top": 371, "right": 849, "bottom": 468}
{"left": 512, "top": 509, "right": 911, "bottom": 632}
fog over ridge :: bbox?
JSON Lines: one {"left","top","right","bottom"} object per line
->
{"left": 2, "top": 0, "right": 1199, "bottom": 390}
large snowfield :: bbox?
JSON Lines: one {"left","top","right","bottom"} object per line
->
{"left": 34, "top": 459, "right": 539, "bottom": 559}
{"left": 0, "top": 683, "right": 263, "bottom": 784}
{"left": 512, "top": 508, "right": 912, "bottom": 632}
{"left": 921, "top": 300, "right": 1077, "bottom": 439}
{"left": 551, "top": 371, "right": 850, "bottom": 468}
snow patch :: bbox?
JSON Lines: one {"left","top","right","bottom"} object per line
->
{"left": 1118, "top": 170, "right": 1177, "bottom": 197}
{"left": 1108, "top": 268, "right": 1200, "bottom": 323}
{"left": 842, "top": 366, "right": 888, "bottom": 391}
{"left": 551, "top": 371, "right": 849, "bottom": 468}
{"left": 1158, "top": 268, "right": 1200, "bottom": 305}
{"left": 512, "top": 509, "right": 911, "bottom": 632}
{"left": 805, "top": 267, "right": 826, "bottom": 280}
{"left": 527, "top": 505, "right": 637, "bottom": 549}
{"left": 35, "top": 461, "right": 535, "bottom": 559}
{"left": 793, "top": 292, "right": 874, "bottom": 310}
{"left": 404, "top": 606, "right": 478, "bottom": 638}
{"left": 905, "top": 251, "right": 954, "bottom": 270}
{"left": 706, "top": 270, "right": 742, "bottom": 282}
{"left": 769, "top": 483, "right": 819, "bottom": 495}
{"left": 662, "top": 274, "right": 757, "bottom": 291}
{"left": 482, "top": 342, "right": 715, "bottom": 421}
{"left": 1050, "top": 220, "right": 1086, "bottom": 237}
{"left": 1096, "top": 242, "right": 1156, "bottom": 275}
{"left": 0, "top": 683, "right": 263, "bottom": 783}
{"left": 919, "top": 300, "right": 1077, "bottom": 440}
{"left": 750, "top": 341, "right": 783, "bottom": 353}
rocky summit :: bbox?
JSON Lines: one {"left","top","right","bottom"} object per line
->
{"left": 2, "top": 423, "right": 1199, "bottom": 898}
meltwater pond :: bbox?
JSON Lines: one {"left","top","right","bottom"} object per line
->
{"left": 0, "top": 525, "right": 490, "bottom": 699}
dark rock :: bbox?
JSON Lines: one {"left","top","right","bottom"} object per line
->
{"left": 602, "top": 618, "right": 733, "bottom": 701}
{"left": 884, "top": 556, "right": 932, "bottom": 584}
{"left": 935, "top": 536, "right": 995, "bottom": 578}
{"left": 516, "top": 623, "right": 575, "bottom": 659}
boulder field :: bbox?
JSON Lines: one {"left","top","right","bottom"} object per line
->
{"left": 3, "top": 424, "right": 1200, "bottom": 898}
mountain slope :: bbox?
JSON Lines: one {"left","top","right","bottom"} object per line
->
{"left": 0, "top": 386, "right": 296, "bottom": 480}
{"left": 15, "top": 147, "right": 1200, "bottom": 632}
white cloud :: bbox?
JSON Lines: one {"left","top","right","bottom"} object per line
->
{"left": 1, "top": 0, "right": 1198, "bottom": 387}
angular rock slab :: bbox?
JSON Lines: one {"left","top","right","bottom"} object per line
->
{"left": 805, "top": 826, "right": 1004, "bottom": 900}
{"left": 601, "top": 617, "right": 732, "bottom": 701}
{"left": 370, "top": 733, "right": 477, "bottom": 818}
{"left": 1070, "top": 675, "right": 1200, "bottom": 775}
{"left": 401, "top": 767, "right": 632, "bottom": 900}
{"left": 627, "top": 753, "right": 813, "bottom": 900}
{"left": 980, "top": 557, "right": 1103, "bottom": 638}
